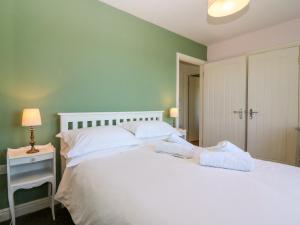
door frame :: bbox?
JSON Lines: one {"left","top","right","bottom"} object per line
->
{"left": 176, "top": 53, "right": 206, "bottom": 145}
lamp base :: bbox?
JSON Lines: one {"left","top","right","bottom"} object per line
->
{"left": 173, "top": 119, "right": 176, "bottom": 128}
{"left": 26, "top": 126, "right": 39, "bottom": 154}
{"left": 26, "top": 146, "right": 39, "bottom": 154}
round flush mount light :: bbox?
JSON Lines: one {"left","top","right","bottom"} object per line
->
{"left": 208, "top": 0, "right": 250, "bottom": 17}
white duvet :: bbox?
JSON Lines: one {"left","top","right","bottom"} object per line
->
{"left": 56, "top": 144, "right": 300, "bottom": 225}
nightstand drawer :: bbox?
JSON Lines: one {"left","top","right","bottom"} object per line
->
{"left": 9, "top": 153, "right": 53, "bottom": 166}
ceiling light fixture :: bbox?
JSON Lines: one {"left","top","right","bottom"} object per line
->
{"left": 208, "top": 0, "right": 250, "bottom": 17}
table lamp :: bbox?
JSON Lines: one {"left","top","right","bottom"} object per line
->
{"left": 22, "top": 108, "right": 42, "bottom": 154}
{"left": 169, "top": 107, "right": 178, "bottom": 127}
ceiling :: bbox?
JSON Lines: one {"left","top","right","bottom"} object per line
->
{"left": 99, "top": 0, "right": 300, "bottom": 45}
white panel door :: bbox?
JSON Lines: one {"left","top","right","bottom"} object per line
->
{"left": 247, "top": 47, "right": 299, "bottom": 165}
{"left": 203, "top": 56, "right": 247, "bottom": 148}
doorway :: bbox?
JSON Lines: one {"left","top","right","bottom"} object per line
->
{"left": 188, "top": 74, "right": 200, "bottom": 144}
{"left": 176, "top": 53, "right": 205, "bottom": 145}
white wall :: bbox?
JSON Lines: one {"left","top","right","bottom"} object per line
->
{"left": 208, "top": 18, "right": 300, "bottom": 61}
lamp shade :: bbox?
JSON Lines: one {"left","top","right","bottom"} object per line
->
{"left": 169, "top": 107, "right": 179, "bottom": 118}
{"left": 208, "top": 0, "right": 250, "bottom": 17}
{"left": 22, "top": 108, "right": 42, "bottom": 127}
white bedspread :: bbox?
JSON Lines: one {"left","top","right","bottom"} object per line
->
{"left": 56, "top": 145, "right": 300, "bottom": 225}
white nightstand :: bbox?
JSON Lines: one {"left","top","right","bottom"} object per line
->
{"left": 7, "top": 143, "right": 56, "bottom": 225}
{"left": 176, "top": 128, "right": 187, "bottom": 140}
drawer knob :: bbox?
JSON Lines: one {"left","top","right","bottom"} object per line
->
{"left": 31, "top": 158, "right": 36, "bottom": 162}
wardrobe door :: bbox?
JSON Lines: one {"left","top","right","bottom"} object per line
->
{"left": 203, "top": 56, "right": 247, "bottom": 149}
{"left": 247, "top": 47, "right": 299, "bottom": 165}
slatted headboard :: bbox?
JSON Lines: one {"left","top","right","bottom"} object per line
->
{"left": 58, "top": 111, "right": 164, "bottom": 175}
{"left": 58, "top": 111, "right": 164, "bottom": 132}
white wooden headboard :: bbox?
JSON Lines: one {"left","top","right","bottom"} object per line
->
{"left": 58, "top": 111, "right": 164, "bottom": 175}
{"left": 58, "top": 111, "right": 164, "bottom": 132}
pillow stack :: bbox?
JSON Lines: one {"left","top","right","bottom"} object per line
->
{"left": 57, "top": 126, "right": 141, "bottom": 159}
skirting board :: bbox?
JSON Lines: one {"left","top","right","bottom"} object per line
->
{"left": 0, "top": 197, "right": 55, "bottom": 222}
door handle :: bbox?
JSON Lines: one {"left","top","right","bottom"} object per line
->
{"left": 249, "top": 108, "right": 259, "bottom": 119}
{"left": 233, "top": 108, "right": 243, "bottom": 119}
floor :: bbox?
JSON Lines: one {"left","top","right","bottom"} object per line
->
{"left": 0, "top": 207, "right": 74, "bottom": 225}
{"left": 190, "top": 140, "right": 199, "bottom": 146}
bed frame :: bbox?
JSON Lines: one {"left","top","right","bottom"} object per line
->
{"left": 58, "top": 111, "right": 164, "bottom": 175}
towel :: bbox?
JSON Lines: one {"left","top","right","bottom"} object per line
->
{"left": 155, "top": 141, "right": 195, "bottom": 158}
{"left": 167, "top": 134, "right": 195, "bottom": 149}
{"left": 199, "top": 150, "right": 255, "bottom": 172}
{"left": 216, "top": 141, "right": 243, "bottom": 153}
{"left": 205, "top": 141, "right": 243, "bottom": 153}
{"left": 199, "top": 141, "right": 255, "bottom": 172}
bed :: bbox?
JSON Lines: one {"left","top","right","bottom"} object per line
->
{"left": 55, "top": 111, "right": 300, "bottom": 225}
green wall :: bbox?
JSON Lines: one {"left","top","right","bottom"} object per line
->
{"left": 0, "top": 0, "right": 206, "bottom": 210}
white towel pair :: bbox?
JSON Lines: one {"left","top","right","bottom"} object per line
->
{"left": 199, "top": 141, "right": 255, "bottom": 172}
{"left": 154, "top": 138, "right": 255, "bottom": 172}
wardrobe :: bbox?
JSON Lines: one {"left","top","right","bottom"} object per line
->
{"left": 203, "top": 46, "right": 299, "bottom": 166}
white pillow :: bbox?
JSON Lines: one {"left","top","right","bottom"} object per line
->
{"left": 121, "top": 121, "right": 180, "bottom": 138}
{"left": 56, "top": 126, "right": 141, "bottom": 158}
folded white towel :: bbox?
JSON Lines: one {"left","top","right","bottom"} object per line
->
{"left": 205, "top": 141, "right": 243, "bottom": 153}
{"left": 155, "top": 141, "right": 195, "bottom": 158}
{"left": 167, "top": 134, "right": 195, "bottom": 149}
{"left": 217, "top": 141, "right": 243, "bottom": 153}
{"left": 199, "top": 149, "right": 255, "bottom": 172}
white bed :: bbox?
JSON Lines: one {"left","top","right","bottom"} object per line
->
{"left": 56, "top": 111, "right": 300, "bottom": 225}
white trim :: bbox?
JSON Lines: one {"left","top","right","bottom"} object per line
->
{"left": 208, "top": 41, "right": 300, "bottom": 63}
{"left": 176, "top": 53, "right": 205, "bottom": 145}
{"left": 57, "top": 111, "right": 164, "bottom": 117}
{"left": 199, "top": 65, "right": 205, "bottom": 146}
{"left": 247, "top": 41, "right": 300, "bottom": 56}
{"left": 176, "top": 53, "right": 206, "bottom": 65}
{"left": 0, "top": 197, "right": 54, "bottom": 222}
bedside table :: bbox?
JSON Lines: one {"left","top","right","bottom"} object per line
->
{"left": 176, "top": 128, "right": 187, "bottom": 140}
{"left": 7, "top": 143, "right": 56, "bottom": 225}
